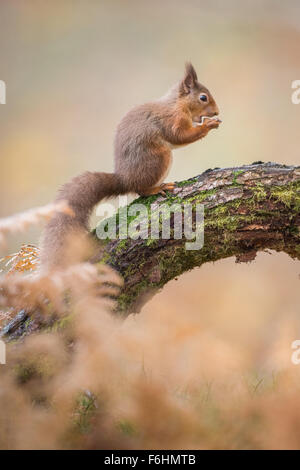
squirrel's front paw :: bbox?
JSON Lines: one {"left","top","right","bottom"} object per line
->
{"left": 203, "top": 117, "right": 221, "bottom": 130}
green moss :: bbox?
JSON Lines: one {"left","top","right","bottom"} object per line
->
{"left": 97, "top": 252, "right": 111, "bottom": 264}
{"left": 270, "top": 183, "right": 300, "bottom": 211}
{"left": 210, "top": 205, "right": 229, "bottom": 216}
{"left": 252, "top": 182, "right": 267, "bottom": 202}
{"left": 232, "top": 170, "right": 244, "bottom": 186}
{"left": 206, "top": 214, "right": 252, "bottom": 231}
{"left": 129, "top": 193, "right": 159, "bottom": 208}
{"left": 185, "top": 188, "right": 218, "bottom": 204}
{"left": 294, "top": 245, "right": 300, "bottom": 256}
{"left": 73, "top": 392, "right": 98, "bottom": 434}
{"left": 176, "top": 176, "right": 199, "bottom": 187}
{"left": 117, "top": 278, "right": 150, "bottom": 314}
{"left": 117, "top": 419, "right": 137, "bottom": 437}
{"left": 204, "top": 199, "right": 258, "bottom": 231}
{"left": 289, "top": 225, "right": 300, "bottom": 237}
{"left": 145, "top": 238, "right": 158, "bottom": 247}
{"left": 47, "top": 314, "right": 73, "bottom": 333}
{"left": 115, "top": 238, "right": 129, "bottom": 254}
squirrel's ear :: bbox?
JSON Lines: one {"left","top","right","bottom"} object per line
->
{"left": 180, "top": 62, "right": 198, "bottom": 95}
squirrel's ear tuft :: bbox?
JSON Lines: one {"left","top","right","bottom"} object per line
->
{"left": 180, "top": 62, "right": 198, "bottom": 95}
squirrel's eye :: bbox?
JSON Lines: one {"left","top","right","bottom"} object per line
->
{"left": 199, "top": 93, "right": 208, "bottom": 102}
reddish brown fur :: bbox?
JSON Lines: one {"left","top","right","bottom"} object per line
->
{"left": 40, "top": 63, "right": 220, "bottom": 269}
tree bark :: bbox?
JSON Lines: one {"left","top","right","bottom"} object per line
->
{"left": 1, "top": 162, "right": 300, "bottom": 339}
{"left": 98, "top": 162, "right": 300, "bottom": 314}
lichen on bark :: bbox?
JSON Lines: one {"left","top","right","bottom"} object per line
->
{"left": 94, "top": 162, "right": 300, "bottom": 314}
{"left": 2, "top": 162, "right": 299, "bottom": 341}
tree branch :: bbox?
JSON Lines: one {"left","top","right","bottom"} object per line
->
{"left": 1, "top": 162, "right": 299, "bottom": 340}
{"left": 97, "top": 162, "right": 300, "bottom": 314}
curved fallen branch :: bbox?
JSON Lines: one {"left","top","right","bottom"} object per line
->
{"left": 1, "top": 162, "right": 299, "bottom": 340}
{"left": 97, "top": 162, "right": 300, "bottom": 314}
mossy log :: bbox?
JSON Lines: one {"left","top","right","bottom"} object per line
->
{"left": 96, "top": 162, "right": 300, "bottom": 314}
{"left": 1, "top": 162, "right": 300, "bottom": 340}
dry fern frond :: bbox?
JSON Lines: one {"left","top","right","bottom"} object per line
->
{"left": 0, "top": 245, "right": 40, "bottom": 327}
{"left": 0, "top": 201, "right": 74, "bottom": 249}
{"left": 0, "top": 308, "right": 14, "bottom": 327}
{"left": 0, "top": 262, "right": 123, "bottom": 315}
{"left": 0, "top": 244, "right": 40, "bottom": 275}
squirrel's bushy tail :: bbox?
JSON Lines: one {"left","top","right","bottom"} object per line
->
{"left": 40, "top": 172, "right": 124, "bottom": 270}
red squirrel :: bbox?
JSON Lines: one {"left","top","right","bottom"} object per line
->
{"left": 40, "top": 63, "right": 221, "bottom": 269}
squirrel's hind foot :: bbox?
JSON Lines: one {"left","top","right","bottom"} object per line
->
{"left": 139, "top": 182, "right": 176, "bottom": 197}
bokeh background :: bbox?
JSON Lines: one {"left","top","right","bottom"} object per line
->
{"left": 0, "top": 0, "right": 300, "bottom": 422}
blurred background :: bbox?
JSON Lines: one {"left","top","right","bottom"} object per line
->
{"left": 0, "top": 1, "right": 299, "bottom": 378}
